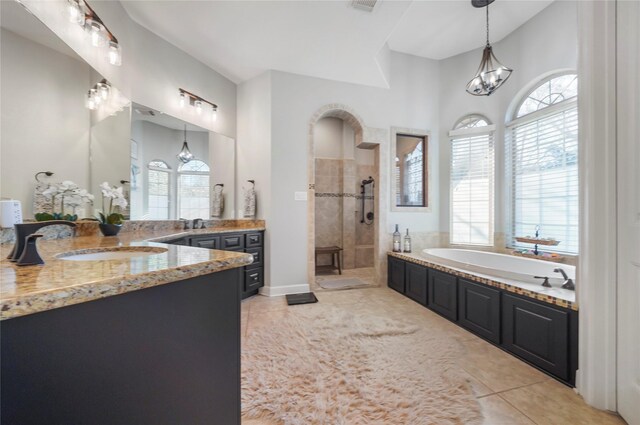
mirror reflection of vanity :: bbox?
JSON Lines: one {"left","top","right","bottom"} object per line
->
{"left": 0, "top": 0, "right": 236, "bottom": 222}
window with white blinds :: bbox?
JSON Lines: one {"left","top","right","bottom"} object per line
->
{"left": 449, "top": 116, "right": 495, "bottom": 246}
{"left": 178, "top": 159, "right": 210, "bottom": 220}
{"left": 507, "top": 73, "right": 579, "bottom": 254}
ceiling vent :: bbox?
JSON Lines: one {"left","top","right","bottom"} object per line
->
{"left": 351, "top": 0, "right": 378, "bottom": 12}
{"left": 134, "top": 108, "right": 157, "bottom": 116}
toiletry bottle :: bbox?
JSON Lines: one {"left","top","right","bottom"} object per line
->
{"left": 393, "top": 225, "right": 401, "bottom": 252}
{"left": 403, "top": 229, "right": 412, "bottom": 253}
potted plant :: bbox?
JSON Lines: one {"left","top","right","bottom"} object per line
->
{"left": 36, "top": 181, "right": 94, "bottom": 222}
{"left": 96, "top": 182, "right": 128, "bottom": 236}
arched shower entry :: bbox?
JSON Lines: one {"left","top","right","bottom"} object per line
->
{"left": 307, "top": 104, "right": 388, "bottom": 289}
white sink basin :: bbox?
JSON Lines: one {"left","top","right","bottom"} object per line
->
{"left": 57, "top": 247, "right": 168, "bottom": 261}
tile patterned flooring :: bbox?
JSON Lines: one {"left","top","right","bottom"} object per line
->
{"left": 241, "top": 287, "right": 626, "bottom": 425}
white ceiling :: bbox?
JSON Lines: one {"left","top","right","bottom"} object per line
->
{"left": 120, "top": 0, "right": 553, "bottom": 88}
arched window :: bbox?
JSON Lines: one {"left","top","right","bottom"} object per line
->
{"left": 507, "top": 73, "right": 578, "bottom": 254}
{"left": 178, "top": 159, "right": 210, "bottom": 220}
{"left": 449, "top": 115, "right": 495, "bottom": 245}
{"left": 148, "top": 160, "right": 171, "bottom": 219}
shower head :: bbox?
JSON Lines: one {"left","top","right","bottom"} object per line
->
{"left": 361, "top": 177, "right": 374, "bottom": 185}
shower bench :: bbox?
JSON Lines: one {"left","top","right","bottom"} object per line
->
{"left": 315, "top": 246, "right": 343, "bottom": 275}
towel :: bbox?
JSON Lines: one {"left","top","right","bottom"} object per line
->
{"left": 243, "top": 182, "right": 256, "bottom": 218}
{"left": 211, "top": 184, "right": 224, "bottom": 217}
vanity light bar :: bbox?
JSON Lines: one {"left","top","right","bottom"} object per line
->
{"left": 67, "top": 0, "right": 122, "bottom": 66}
{"left": 178, "top": 88, "right": 218, "bottom": 121}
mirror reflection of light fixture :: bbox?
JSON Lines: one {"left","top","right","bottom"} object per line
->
{"left": 466, "top": 0, "right": 512, "bottom": 96}
{"left": 178, "top": 88, "right": 218, "bottom": 122}
{"left": 64, "top": 0, "right": 122, "bottom": 66}
{"left": 177, "top": 125, "right": 195, "bottom": 163}
{"left": 85, "top": 79, "right": 111, "bottom": 110}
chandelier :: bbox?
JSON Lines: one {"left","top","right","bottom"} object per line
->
{"left": 466, "top": 0, "right": 512, "bottom": 96}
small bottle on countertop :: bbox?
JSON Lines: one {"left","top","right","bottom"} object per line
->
{"left": 393, "top": 224, "right": 401, "bottom": 252}
{"left": 403, "top": 229, "right": 412, "bottom": 253}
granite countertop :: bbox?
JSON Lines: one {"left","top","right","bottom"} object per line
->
{"left": 0, "top": 227, "right": 264, "bottom": 320}
{"left": 389, "top": 251, "right": 577, "bottom": 311}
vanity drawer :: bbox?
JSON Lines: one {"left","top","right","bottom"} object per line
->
{"left": 221, "top": 234, "right": 244, "bottom": 250}
{"left": 245, "top": 248, "right": 262, "bottom": 268}
{"left": 190, "top": 236, "right": 220, "bottom": 249}
{"left": 245, "top": 232, "right": 263, "bottom": 247}
{"left": 244, "top": 269, "right": 263, "bottom": 292}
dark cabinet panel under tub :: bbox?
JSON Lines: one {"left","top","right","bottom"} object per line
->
{"left": 386, "top": 255, "right": 578, "bottom": 386}
{"left": 427, "top": 270, "right": 458, "bottom": 321}
{"left": 502, "top": 294, "right": 570, "bottom": 382}
{"left": 405, "top": 262, "right": 428, "bottom": 305}
{"left": 458, "top": 278, "right": 501, "bottom": 344}
{"left": 1, "top": 270, "right": 242, "bottom": 425}
{"left": 388, "top": 256, "right": 406, "bottom": 294}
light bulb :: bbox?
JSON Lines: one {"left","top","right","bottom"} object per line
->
{"left": 211, "top": 107, "right": 218, "bottom": 121}
{"left": 195, "top": 100, "right": 203, "bottom": 115}
{"left": 179, "top": 92, "right": 187, "bottom": 108}
{"left": 85, "top": 90, "right": 97, "bottom": 110}
{"left": 107, "top": 41, "right": 121, "bottom": 66}
{"left": 87, "top": 19, "right": 106, "bottom": 47}
{"left": 97, "top": 82, "right": 110, "bottom": 100}
{"left": 67, "top": 0, "right": 84, "bottom": 24}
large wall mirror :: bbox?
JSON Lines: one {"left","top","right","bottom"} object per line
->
{"left": 0, "top": 0, "right": 235, "bottom": 222}
{"left": 390, "top": 127, "right": 431, "bottom": 212}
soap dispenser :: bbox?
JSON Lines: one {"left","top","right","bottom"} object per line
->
{"left": 403, "top": 229, "right": 412, "bottom": 253}
{"left": 393, "top": 225, "right": 401, "bottom": 252}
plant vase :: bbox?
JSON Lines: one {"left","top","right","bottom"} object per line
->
{"left": 99, "top": 223, "right": 122, "bottom": 237}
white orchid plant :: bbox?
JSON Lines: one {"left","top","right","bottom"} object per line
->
{"left": 37, "top": 180, "right": 94, "bottom": 222}
{"left": 97, "top": 182, "right": 128, "bottom": 225}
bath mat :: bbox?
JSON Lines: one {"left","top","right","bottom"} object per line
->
{"left": 318, "top": 277, "right": 370, "bottom": 290}
{"left": 241, "top": 305, "right": 483, "bottom": 424}
{"left": 286, "top": 292, "right": 318, "bottom": 305}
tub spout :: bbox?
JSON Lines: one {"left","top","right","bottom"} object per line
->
{"left": 553, "top": 268, "right": 575, "bottom": 290}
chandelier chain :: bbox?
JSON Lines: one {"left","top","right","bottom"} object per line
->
{"left": 486, "top": 3, "right": 490, "bottom": 46}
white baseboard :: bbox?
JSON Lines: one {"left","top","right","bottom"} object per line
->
{"left": 259, "top": 283, "right": 310, "bottom": 297}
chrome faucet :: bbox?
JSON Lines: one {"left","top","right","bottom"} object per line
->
{"left": 192, "top": 218, "right": 205, "bottom": 229}
{"left": 7, "top": 220, "right": 77, "bottom": 266}
{"left": 553, "top": 267, "right": 575, "bottom": 290}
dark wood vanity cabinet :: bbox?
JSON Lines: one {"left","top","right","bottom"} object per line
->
{"left": 427, "top": 270, "right": 458, "bottom": 321}
{"left": 387, "top": 255, "right": 578, "bottom": 386}
{"left": 405, "top": 262, "right": 428, "bottom": 305}
{"left": 458, "top": 278, "right": 501, "bottom": 344}
{"left": 169, "top": 231, "right": 265, "bottom": 299}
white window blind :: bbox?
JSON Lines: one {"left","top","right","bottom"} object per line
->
{"left": 450, "top": 125, "right": 495, "bottom": 246}
{"left": 178, "top": 160, "right": 210, "bottom": 220}
{"left": 508, "top": 103, "right": 579, "bottom": 254}
{"left": 148, "top": 160, "right": 170, "bottom": 220}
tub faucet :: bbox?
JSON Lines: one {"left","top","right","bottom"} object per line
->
{"left": 7, "top": 220, "right": 77, "bottom": 266}
{"left": 553, "top": 267, "right": 575, "bottom": 290}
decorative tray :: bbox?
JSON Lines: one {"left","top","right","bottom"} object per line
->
{"left": 512, "top": 251, "right": 566, "bottom": 263}
{"left": 514, "top": 237, "right": 560, "bottom": 246}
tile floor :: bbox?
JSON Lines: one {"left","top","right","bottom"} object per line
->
{"left": 314, "top": 266, "right": 376, "bottom": 289}
{"left": 241, "top": 287, "right": 626, "bottom": 425}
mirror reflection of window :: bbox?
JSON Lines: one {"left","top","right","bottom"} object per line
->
{"left": 178, "top": 160, "right": 210, "bottom": 220}
{"left": 395, "top": 134, "right": 427, "bottom": 207}
{"left": 148, "top": 160, "right": 171, "bottom": 219}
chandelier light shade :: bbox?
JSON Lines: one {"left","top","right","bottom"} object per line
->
{"left": 466, "top": 0, "right": 512, "bottom": 96}
{"left": 177, "top": 125, "right": 195, "bottom": 163}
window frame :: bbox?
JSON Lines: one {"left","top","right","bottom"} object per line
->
{"left": 449, "top": 115, "right": 496, "bottom": 247}
{"left": 147, "top": 160, "right": 172, "bottom": 220}
{"left": 177, "top": 159, "right": 211, "bottom": 220}
{"left": 506, "top": 72, "right": 579, "bottom": 255}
